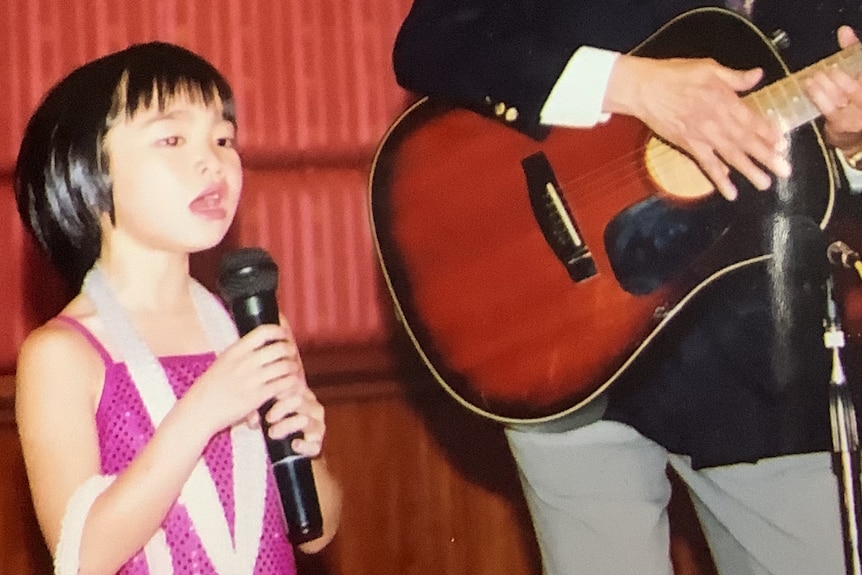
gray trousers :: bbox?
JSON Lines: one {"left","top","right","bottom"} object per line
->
{"left": 506, "top": 420, "right": 847, "bottom": 575}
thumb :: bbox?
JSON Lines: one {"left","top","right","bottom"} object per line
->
{"left": 717, "top": 66, "right": 763, "bottom": 92}
{"left": 246, "top": 410, "right": 261, "bottom": 428}
{"left": 838, "top": 25, "right": 860, "bottom": 49}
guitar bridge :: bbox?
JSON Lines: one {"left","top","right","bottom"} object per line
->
{"left": 522, "top": 152, "right": 596, "bottom": 282}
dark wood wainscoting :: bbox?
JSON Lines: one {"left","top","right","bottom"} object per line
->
{"left": 0, "top": 352, "right": 544, "bottom": 575}
{"left": 0, "top": 342, "right": 718, "bottom": 575}
{"left": 0, "top": 394, "right": 53, "bottom": 574}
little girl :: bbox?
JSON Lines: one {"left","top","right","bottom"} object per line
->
{"left": 13, "top": 41, "right": 341, "bottom": 574}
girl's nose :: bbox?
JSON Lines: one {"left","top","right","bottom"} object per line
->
{"left": 196, "top": 145, "right": 225, "bottom": 177}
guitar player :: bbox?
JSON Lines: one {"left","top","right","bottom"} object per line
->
{"left": 393, "top": 1, "right": 862, "bottom": 574}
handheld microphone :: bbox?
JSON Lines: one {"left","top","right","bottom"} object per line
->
{"left": 828, "top": 241, "right": 861, "bottom": 269}
{"left": 217, "top": 247, "right": 323, "bottom": 545}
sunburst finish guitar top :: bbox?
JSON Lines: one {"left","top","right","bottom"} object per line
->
{"left": 369, "top": 7, "right": 851, "bottom": 423}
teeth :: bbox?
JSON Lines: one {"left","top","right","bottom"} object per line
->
{"left": 192, "top": 193, "right": 220, "bottom": 208}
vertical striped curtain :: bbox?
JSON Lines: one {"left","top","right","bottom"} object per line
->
{"left": 0, "top": 0, "right": 415, "bottom": 369}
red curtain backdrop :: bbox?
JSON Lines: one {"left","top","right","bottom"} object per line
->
{"left": 0, "top": 0, "right": 415, "bottom": 372}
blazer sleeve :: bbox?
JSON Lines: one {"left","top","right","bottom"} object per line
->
{"left": 391, "top": 0, "right": 711, "bottom": 131}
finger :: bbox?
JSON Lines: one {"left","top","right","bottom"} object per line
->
{"left": 689, "top": 146, "right": 739, "bottom": 200}
{"left": 252, "top": 339, "right": 299, "bottom": 368}
{"left": 838, "top": 25, "right": 860, "bottom": 49}
{"left": 289, "top": 436, "right": 324, "bottom": 458}
{"left": 241, "top": 323, "right": 290, "bottom": 350}
{"left": 818, "top": 58, "right": 862, "bottom": 96}
{"left": 725, "top": 105, "right": 790, "bottom": 179}
{"left": 732, "top": 100, "right": 781, "bottom": 148}
{"left": 263, "top": 386, "right": 318, "bottom": 423}
{"left": 264, "top": 393, "right": 303, "bottom": 423}
{"left": 288, "top": 415, "right": 325, "bottom": 454}
{"left": 688, "top": 123, "right": 774, "bottom": 198}
{"left": 267, "top": 413, "right": 312, "bottom": 442}
{"left": 730, "top": 134, "right": 791, "bottom": 184}
{"left": 829, "top": 68, "right": 862, "bottom": 108}
{"left": 257, "top": 364, "right": 306, "bottom": 400}
{"left": 807, "top": 72, "right": 851, "bottom": 114}
{"left": 715, "top": 65, "right": 763, "bottom": 92}
{"left": 245, "top": 410, "right": 261, "bottom": 428}
{"left": 720, "top": 150, "right": 774, "bottom": 192}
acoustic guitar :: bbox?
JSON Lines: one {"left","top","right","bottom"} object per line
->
{"left": 369, "top": 7, "right": 855, "bottom": 423}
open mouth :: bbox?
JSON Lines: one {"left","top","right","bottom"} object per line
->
{"left": 189, "top": 184, "right": 227, "bottom": 218}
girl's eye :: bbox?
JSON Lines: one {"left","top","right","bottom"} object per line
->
{"left": 216, "top": 137, "right": 235, "bottom": 148}
{"left": 157, "top": 135, "right": 184, "bottom": 147}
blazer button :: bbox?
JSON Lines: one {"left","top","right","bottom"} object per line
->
{"left": 494, "top": 102, "right": 506, "bottom": 116}
{"left": 504, "top": 107, "right": 519, "bottom": 122}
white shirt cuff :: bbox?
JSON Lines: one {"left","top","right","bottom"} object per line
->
{"left": 540, "top": 46, "right": 619, "bottom": 128}
{"left": 836, "top": 148, "right": 862, "bottom": 193}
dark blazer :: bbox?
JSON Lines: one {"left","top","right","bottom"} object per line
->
{"left": 754, "top": 0, "right": 862, "bottom": 72}
{"left": 393, "top": 0, "right": 720, "bottom": 129}
{"left": 394, "top": 0, "right": 862, "bottom": 128}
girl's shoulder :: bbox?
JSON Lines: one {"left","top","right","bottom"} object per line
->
{"left": 16, "top": 296, "right": 107, "bottom": 406}
{"left": 19, "top": 316, "right": 101, "bottom": 368}
{"left": 22, "top": 294, "right": 103, "bottom": 359}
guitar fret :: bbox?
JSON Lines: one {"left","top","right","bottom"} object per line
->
{"left": 748, "top": 43, "right": 862, "bottom": 133}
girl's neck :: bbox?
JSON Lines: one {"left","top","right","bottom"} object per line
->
{"left": 89, "top": 253, "right": 215, "bottom": 358}
{"left": 95, "top": 250, "right": 193, "bottom": 314}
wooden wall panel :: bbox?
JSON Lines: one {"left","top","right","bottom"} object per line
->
{"left": 0, "top": 415, "right": 52, "bottom": 575}
{"left": 0, "top": 362, "right": 720, "bottom": 575}
{"left": 301, "top": 377, "right": 542, "bottom": 575}
{"left": 0, "top": 370, "right": 544, "bottom": 575}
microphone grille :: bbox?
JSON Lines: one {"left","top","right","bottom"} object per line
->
{"left": 217, "top": 247, "right": 279, "bottom": 303}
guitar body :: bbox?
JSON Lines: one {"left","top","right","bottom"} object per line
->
{"left": 369, "top": 8, "right": 835, "bottom": 423}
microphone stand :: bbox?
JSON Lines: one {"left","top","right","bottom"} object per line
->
{"left": 824, "top": 274, "right": 862, "bottom": 575}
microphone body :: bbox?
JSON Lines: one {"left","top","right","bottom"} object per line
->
{"left": 219, "top": 249, "right": 323, "bottom": 545}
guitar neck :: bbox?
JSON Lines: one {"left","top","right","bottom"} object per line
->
{"left": 747, "top": 42, "right": 862, "bottom": 133}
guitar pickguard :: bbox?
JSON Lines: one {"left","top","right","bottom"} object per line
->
{"left": 604, "top": 195, "right": 733, "bottom": 295}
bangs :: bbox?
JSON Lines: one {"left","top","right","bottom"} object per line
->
{"left": 108, "top": 66, "right": 236, "bottom": 128}
{"left": 14, "top": 40, "right": 237, "bottom": 291}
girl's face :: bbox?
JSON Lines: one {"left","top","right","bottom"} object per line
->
{"left": 102, "top": 92, "right": 242, "bottom": 256}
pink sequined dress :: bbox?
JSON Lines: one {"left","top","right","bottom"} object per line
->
{"left": 57, "top": 315, "right": 297, "bottom": 575}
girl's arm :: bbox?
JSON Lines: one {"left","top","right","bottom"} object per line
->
{"left": 300, "top": 457, "right": 342, "bottom": 554}
{"left": 17, "top": 321, "right": 296, "bottom": 575}
{"left": 16, "top": 321, "right": 211, "bottom": 574}
{"left": 17, "top": 323, "right": 104, "bottom": 557}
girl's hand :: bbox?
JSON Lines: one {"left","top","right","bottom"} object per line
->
{"left": 184, "top": 323, "right": 302, "bottom": 437}
{"left": 260, "top": 373, "right": 326, "bottom": 459}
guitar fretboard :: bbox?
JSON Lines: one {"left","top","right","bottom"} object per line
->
{"left": 747, "top": 42, "right": 862, "bottom": 133}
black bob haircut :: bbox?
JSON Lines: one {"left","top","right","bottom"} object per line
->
{"left": 14, "top": 41, "right": 236, "bottom": 291}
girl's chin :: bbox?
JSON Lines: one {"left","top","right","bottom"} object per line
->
{"left": 183, "top": 229, "right": 234, "bottom": 253}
